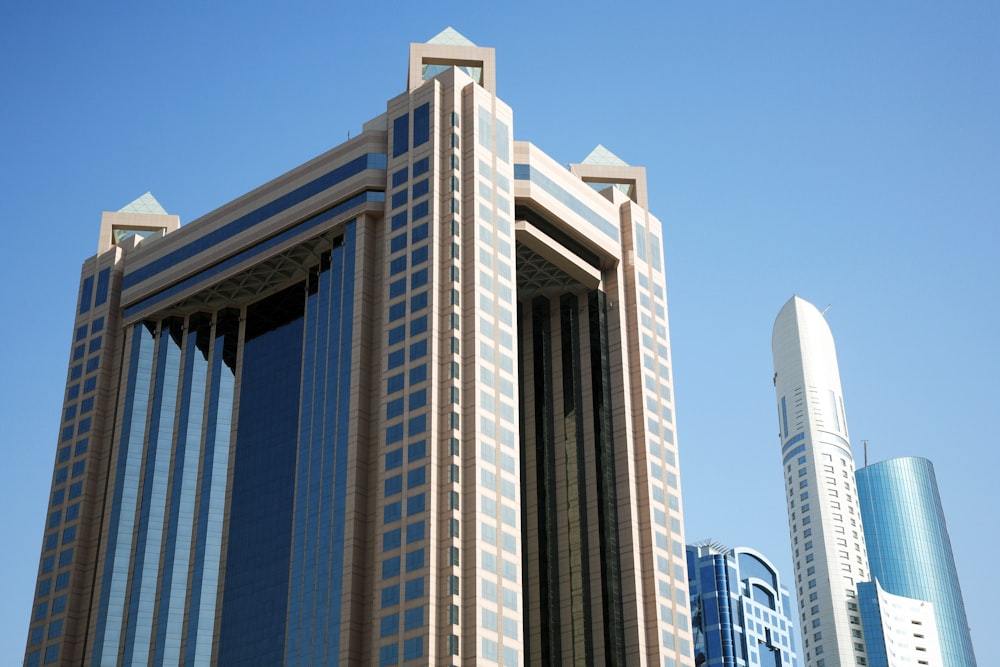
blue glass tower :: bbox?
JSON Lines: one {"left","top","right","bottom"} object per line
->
{"left": 687, "top": 542, "right": 799, "bottom": 667}
{"left": 855, "top": 457, "right": 977, "bottom": 667}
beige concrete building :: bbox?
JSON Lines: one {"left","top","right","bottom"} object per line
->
{"left": 24, "top": 28, "right": 693, "bottom": 666}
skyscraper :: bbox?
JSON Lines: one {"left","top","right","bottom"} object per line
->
{"left": 856, "top": 456, "right": 977, "bottom": 667}
{"left": 24, "top": 29, "right": 694, "bottom": 667}
{"left": 686, "top": 541, "right": 800, "bottom": 667}
{"left": 771, "top": 296, "right": 869, "bottom": 667}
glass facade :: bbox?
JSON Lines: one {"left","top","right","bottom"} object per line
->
{"left": 687, "top": 543, "right": 799, "bottom": 667}
{"left": 856, "top": 457, "right": 977, "bottom": 667}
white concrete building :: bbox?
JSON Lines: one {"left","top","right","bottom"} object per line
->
{"left": 771, "top": 296, "right": 870, "bottom": 667}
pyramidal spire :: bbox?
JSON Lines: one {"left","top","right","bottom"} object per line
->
{"left": 427, "top": 27, "right": 477, "bottom": 47}
{"left": 118, "top": 192, "right": 168, "bottom": 215}
{"left": 581, "top": 144, "right": 629, "bottom": 167}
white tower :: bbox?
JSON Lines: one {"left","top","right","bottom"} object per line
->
{"left": 771, "top": 296, "right": 869, "bottom": 667}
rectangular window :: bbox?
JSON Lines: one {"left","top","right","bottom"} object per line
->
{"left": 412, "top": 178, "right": 429, "bottom": 199}
{"left": 78, "top": 275, "right": 94, "bottom": 315}
{"left": 393, "top": 113, "right": 409, "bottom": 157}
{"left": 95, "top": 268, "right": 111, "bottom": 306}
{"left": 413, "top": 157, "right": 430, "bottom": 176}
{"left": 413, "top": 103, "right": 430, "bottom": 147}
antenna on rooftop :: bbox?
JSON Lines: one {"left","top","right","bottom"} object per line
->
{"left": 821, "top": 304, "right": 832, "bottom": 315}
{"left": 863, "top": 439, "right": 868, "bottom": 467}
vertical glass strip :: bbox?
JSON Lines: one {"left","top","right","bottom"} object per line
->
{"left": 286, "top": 264, "right": 323, "bottom": 663}
{"left": 329, "top": 223, "right": 356, "bottom": 659}
{"left": 154, "top": 314, "right": 210, "bottom": 665}
{"left": 185, "top": 311, "right": 238, "bottom": 665}
{"left": 217, "top": 287, "right": 304, "bottom": 663}
{"left": 588, "top": 290, "right": 626, "bottom": 667}
{"left": 312, "top": 242, "right": 341, "bottom": 664}
{"left": 93, "top": 322, "right": 155, "bottom": 665}
{"left": 124, "top": 319, "right": 183, "bottom": 665}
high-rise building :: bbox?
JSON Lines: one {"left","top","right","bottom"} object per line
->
{"left": 770, "top": 296, "right": 869, "bottom": 667}
{"left": 857, "top": 579, "right": 942, "bottom": 667}
{"left": 23, "top": 28, "right": 694, "bottom": 667}
{"left": 856, "top": 456, "right": 977, "bottom": 667}
{"left": 686, "top": 541, "right": 800, "bottom": 667}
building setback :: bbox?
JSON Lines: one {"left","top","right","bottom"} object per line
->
{"left": 856, "top": 456, "right": 977, "bottom": 667}
{"left": 686, "top": 541, "right": 800, "bottom": 667}
{"left": 771, "top": 296, "right": 870, "bottom": 667}
{"left": 23, "top": 29, "right": 694, "bottom": 667}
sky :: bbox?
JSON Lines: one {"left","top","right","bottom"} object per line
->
{"left": 1, "top": 2, "right": 996, "bottom": 663}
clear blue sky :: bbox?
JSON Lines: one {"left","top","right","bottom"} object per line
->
{"left": 1, "top": 2, "right": 996, "bottom": 662}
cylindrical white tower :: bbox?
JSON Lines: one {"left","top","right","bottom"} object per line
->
{"left": 771, "top": 296, "right": 869, "bottom": 667}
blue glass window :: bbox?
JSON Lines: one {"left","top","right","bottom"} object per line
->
{"left": 385, "top": 475, "right": 403, "bottom": 496}
{"left": 44, "top": 534, "right": 58, "bottom": 551}
{"left": 75, "top": 325, "right": 88, "bottom": 342}
{"left": 380, "top": 614, "right": 399, "bottom": 637}
{"left": 390, "top": 232, "right": 407, "bottom": 253}
{"left": 384, "top": 502, "right": 402, "bottom": 523}
{"left": 406, "top": 521, "right": 425, "bottom": 542}
{"left": 83, "top": 377, "right": 97, "bottom": 394}
{"left": 408, "top": 364, "right": 427, "bottom": 384}
{"left": 386, "top": 423, "right": 403, "bottom": 444}
{"left": 404, "top": 577, "right": 424, "bottom": 600}
{"left": 410, "top": 292, "right": 428, "bottom": 312}
{"left": 411, "top": 223, "right": 429, "bottom": 243}
{"left": 85, "top": 356, "right": 100, "bottom": 373}
{"left": 382, "top": 557, "right": 400, "bottom": 579}
{"left": 386, "top": 449, "right": 403, "bottom": 470}
{"left": 407, "top": 495, "right": 425, "bottom": 516}
{"left": 408, "top": 440, "right": 426, "bottom": 461}
{"left": 71, "top": 461, "right": 86, "bottom": 478}
{"left": 405, "top": 549, "right": 425, "bottom": 572}
{"left": 73, "top": 345, "right": 85, "bottom": 361}
{"left": 383, "top": 529, "right": 401, "bottom": 551}
{"left": 391, "top": 211, "right": 407, "bottom": 231}
{"left": 386, "top": 398, "right": 404, "bottom": 419}
{"left": 58, "top": 446, "right": 71, "bottom": 463}
{"left": 410, "top": 317, "right": 427, "bottom": 336}
{"left": 388, "top": 301, "right": 406, "bottom": 322}
{"left": 410, "top": 268, "right": 428, "bottom": 289}
{"left": 412, "top": 179, "right": 429, "bottom": 199}
{"left": 408, "top": 389, "right": 426, "bottom": 410}
{"left": 41, "top": 557, "right": 55, "bottom": 574}
{"left": 387, "top": 349, "right": 406, "bottom": 370}
{"left": 387, "top": 373, "right": 404, "bottom": 394}
{"left": 408, "top": 414, "right": 426, "bottom": 435}
{"left": 391, "top": 190, "right": 408, "bottom": 210}
{"left": 389, "top": 278, "right": 406, "bottom": 299}
{"left": 407, "top": 467, "right": 426, "bottom": 488}
{"left": 55, "top": 572, "right": 69, "bottom": 591}
{"left": 381, "top": 584, "right": 400, "bottom": 608}
{"left": 392, "top": 113, "right": 409, "bottom": 158}
{"left": 95, "top": 268, "right": 111, "bottom": 306}
{"left": 379, "top": 644, "right": 398, "bottom": 666}
{"left": 91, "top": 317, "right": 104, "bottom": 333}
{"left": 44, "top": 644, "right": 60, "bottom": 664}
{"left": 411, "top": 246, "right": 428, "bottom": 266}
{"left": 79, "top": 276, "right": 94, "bottom": 315}
{"left": 409, "top": 340, "right": 426, "bottom": 360}
{"left": 50, "top": 595, "right": 66, "bottom": 614}
{"left": 413, "top": 103, "right": 430, "bottom": 147}
{"left": 392, "top": 168, "right": 408, "bottom": 188}
{"left": 413, "top": 157, "right": 429, "bottom": 177}
{"left": 75, "top": 439, "right": 89, "bottom": 456}
{"left": 68, "top": 483, "right": 82, "bottom": 499}
{"left": 404, "top": 606, "right": 424, "bottom": 631}
{"left": 387, "top": 325, "right": 405, "bottom": 346}
{"left": 403, "top": 637, "right": 423, "bottom": 660}
{"left": 412, "top": 201, "right": 429, "bottom": 221}
{"left": 389, "top": 256, "right": 406, "bottom": 276}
